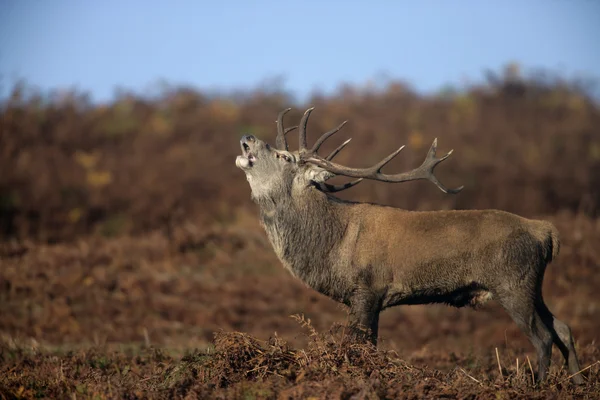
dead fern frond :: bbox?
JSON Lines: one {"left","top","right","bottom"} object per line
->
{"left": 290, "top": 314, "right": 319, "bottom": 337}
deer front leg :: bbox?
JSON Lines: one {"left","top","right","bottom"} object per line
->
{"left": 348, "top": 288, "right": 381, "bottom": 345}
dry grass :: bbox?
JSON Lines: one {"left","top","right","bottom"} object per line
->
{"left": 1, "top": 318, "right": 599, "bottom": 399}
{"left": 1, "top": 213, "right": 599, "bottom": 399}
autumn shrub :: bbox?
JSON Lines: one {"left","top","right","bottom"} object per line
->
{"left": 1, "top": 68, "right": 598, "bottom": 242}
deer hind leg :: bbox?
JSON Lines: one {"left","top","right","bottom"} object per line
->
{"left": 536, "top": 299, "right": 584, "bottom": 385}
{"left": 348, "top": 289, "right": 381, "bottom": 345}
{"left": 497, "top": 288, "right": 553, "bottom": 384}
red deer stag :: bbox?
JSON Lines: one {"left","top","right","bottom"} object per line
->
{"left": 235, "top": 108, "right": 584, "bottom": 385}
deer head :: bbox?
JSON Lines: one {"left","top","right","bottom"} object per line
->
{"left": 236, "top": 107, "right": 463, "bottom": 203}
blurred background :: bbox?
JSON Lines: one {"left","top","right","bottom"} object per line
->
{"left": 1, "top": 0, "right": 599, "bottom": 357}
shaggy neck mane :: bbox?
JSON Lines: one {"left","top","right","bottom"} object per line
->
{"left": 255, "top": 186, "right": 346, "bottom": 296}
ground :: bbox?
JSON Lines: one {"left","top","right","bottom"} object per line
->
{"left": 1, "top": 211, "right": 599, "bottom": 399}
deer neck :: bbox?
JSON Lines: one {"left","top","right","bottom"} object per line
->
{"left": 257, "top": 188, "right": 346, "bottom": 293}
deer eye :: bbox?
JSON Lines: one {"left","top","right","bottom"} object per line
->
{"left": 277, "top": 153, "right": 291, "bottom": 162}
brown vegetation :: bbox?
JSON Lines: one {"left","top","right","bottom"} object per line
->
{"left": 2, "top": 323, "right": 599, "bottom": 399}
{"left": 1, "top": 68, "right": 599, "bottom": 398}
{"left": 1, "top": 69, "right": 599, "bottom": 242}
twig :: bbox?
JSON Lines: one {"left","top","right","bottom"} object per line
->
{"left": 267, "top": 370, "right": 285, "bottom": 378}
{"left": 246, "top": 365, "right": 268, "bottom": 374}
{"left": 142, "top": 327, "right": 150, "bottom": 347}
{"left": 495, "top": 347, "right": 503, "bottom": 380}
{"left": 516, "top": 358, "right": 519, "bottom": 377}
{"left": 557, "top": 360, "right": 599, "bottom": 385}
{"left": 526, "top": 356, "right": 535, "bottom": 386}
{"left": 459, "top": 367, "right": 483, "bottom": 385}
{"left": 139, "top": 375, "right": 160, "bottom": 382}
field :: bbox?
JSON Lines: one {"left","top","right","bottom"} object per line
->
{"left": 1, "top": 69, "right": 600, "bottom": 398}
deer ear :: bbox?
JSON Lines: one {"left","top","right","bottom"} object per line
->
{"left": 304, "top": 166, "right": 335, "bottom": 183}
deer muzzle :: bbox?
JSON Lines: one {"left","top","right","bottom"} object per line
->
{"left": 236, "top": 135, "right": 257, "bottom": 169}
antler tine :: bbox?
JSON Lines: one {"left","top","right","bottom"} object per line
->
{"left": 371, "top": 145, "right": 406, "bottom": 171}
{"left": 276, "top": 108, "right": 292, "bottom": 150}
{"left": 299, "top": 107, "right": 315, "bottom": 151}
{"left": 304, "top": 138, "right": 463, "bottom": 194}
{"left": 326, "top": 138, "right": 352, "bottom": 161}
{"left": 310, "top": 120, "right": 348, "bottom": 154}
{"left": 299, "top": 107, "right": 350, "bottom": 156}
{"left": 419, "top": 139, "right": 464, "bottom": 194}
{"left": 315, "top": 178, "right": 364, "bottom": 193}
{"left": 284, "top": 126, "right": 298, "bottom": 135}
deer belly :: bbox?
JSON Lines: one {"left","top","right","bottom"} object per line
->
{"left": 384, "top": 283, "right": 493, "bottom": 309}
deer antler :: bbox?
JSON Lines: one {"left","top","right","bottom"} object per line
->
{"left": 275, "top": 108, "right": 298, "bottom": 151}
{"left": 326, "top": 138, "right": 352, "bottom": 161}
{"left": 295, "top": 107, "right": 362, "bottom": 192}
{"left": 298, "top": 107, "right": 349, "bottom": 154}
{"left": 313, "top": 178, "right": 363, "bottom": 193}
{"left": 298, "top": 108, "right": 463, "bottom": 194}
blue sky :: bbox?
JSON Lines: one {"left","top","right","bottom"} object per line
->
{"left": 1, "top": 0, "right": 599, "bottom": 102}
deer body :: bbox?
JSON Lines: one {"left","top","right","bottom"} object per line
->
{"left": 236, "top": 108, "right": 584, "bottom": 385}
{"left": 259, "top": 186, "right": 558, "bottom": 311}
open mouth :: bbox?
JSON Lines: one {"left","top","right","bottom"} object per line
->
{"left": 241, "top": 142, "right": 256, "bottom": 162}
{"left": 237, "top": 141, "right": 256, "bottom": 169}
